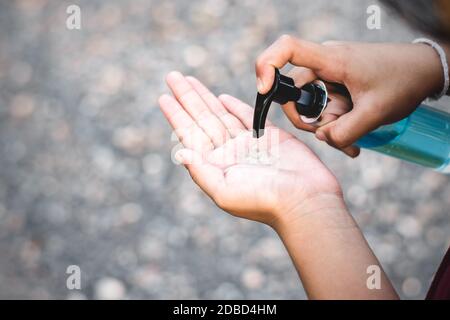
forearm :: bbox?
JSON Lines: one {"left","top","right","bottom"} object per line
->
{"left": 273, "top": 194, "right": 399, "bottom": 300}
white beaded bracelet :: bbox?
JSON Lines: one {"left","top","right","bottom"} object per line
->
{"left": 413, "top": 38, "right": 449, "bottom": 100}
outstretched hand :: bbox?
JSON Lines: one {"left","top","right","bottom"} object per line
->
{"left": 159, "top": 72, "right": 342, "bottom": 229}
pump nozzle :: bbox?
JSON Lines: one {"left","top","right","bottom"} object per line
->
{"left": 253, "top": 68, "right": 329, "bottom": 138}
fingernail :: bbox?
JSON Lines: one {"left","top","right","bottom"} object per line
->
{"left": 257, "top": 78, "right": 264, "bottom": 92}
{"left": 315, "top": 130, "right": 328, "bottom": 142}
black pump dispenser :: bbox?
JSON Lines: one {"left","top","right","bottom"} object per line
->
{"left": 253, "top": 68, "right": 328, "bottom": 138}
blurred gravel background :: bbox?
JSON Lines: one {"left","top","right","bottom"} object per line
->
{"left": 0, "top": 0, "right": 449, "bottom": 299}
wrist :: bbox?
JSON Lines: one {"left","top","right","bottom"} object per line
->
{"left": 271, "top": 193, "right": 355, "bottom": 237}
{"left": 412, "top": 42, "right": 447, "bottom": 99}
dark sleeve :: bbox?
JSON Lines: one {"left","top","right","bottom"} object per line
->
{"left": 426, "top": 247, "right": 450, "bottom": 300}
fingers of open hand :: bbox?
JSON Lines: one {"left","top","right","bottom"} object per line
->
{"left": 218, "top": 94, "right": 274, "bottom": 129}
{"left": 159, "top": 94, "right": 214, "bottom": 152}
{"left": 185, "top": 76, "right": 247, "bottom": 138}
{"left": 165, "top": 71, "right": 230, "bottom": 147}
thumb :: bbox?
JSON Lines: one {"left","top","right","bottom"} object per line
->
{"left": 315, "top": 101, "right": 383, "bottom": 148}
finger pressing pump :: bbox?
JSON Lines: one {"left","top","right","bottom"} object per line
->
{"left": 252, "top": 68, "right": 328, "bottom": 138}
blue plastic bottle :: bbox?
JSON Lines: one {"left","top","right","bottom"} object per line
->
{"left": 356, "top": 105, "right": 450, "bottom": 173}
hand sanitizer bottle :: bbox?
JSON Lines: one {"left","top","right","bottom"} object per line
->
{"left": 253, "top": 69, "right": 450, "bottom": 174}
{"left": 356, "top": 105, "right": 450, "bottom": 173}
